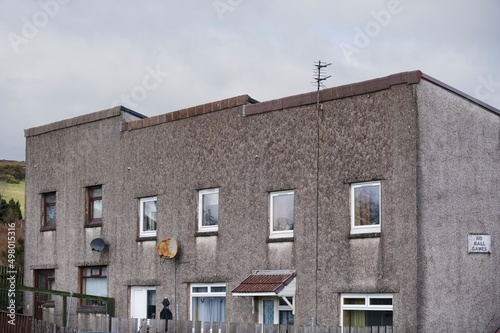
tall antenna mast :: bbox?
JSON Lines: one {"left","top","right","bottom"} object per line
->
{"left": 313, "top": 60, "right": 331, "bottom": 110}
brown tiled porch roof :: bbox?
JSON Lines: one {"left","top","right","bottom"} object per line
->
{"left": 232, "top": 274, "right": 295, "bottom": 294}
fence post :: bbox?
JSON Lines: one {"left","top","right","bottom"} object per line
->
{"left": 62, "top": 295, "right": 67, "bottom": 328}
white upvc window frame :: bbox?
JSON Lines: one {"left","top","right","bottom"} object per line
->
{"left": 340, "top": 293, "right": 393, "bottom": 327}
{"left": 139, "top": 196, "right": 157, "bottom": 238}
{"left": 350, "top": 181, "right": 381, "bottom": 234}
{"left": 190, "top": 283, "right": 227, "bottom": 322}
{"left": 269, "top": 190, "right": 294, "bottom": 239}
{"left": 198, "top": 188, "right": 219, "bottom": 232}
{"left": 258, "top": 297, "right": 295, "bottom": 325}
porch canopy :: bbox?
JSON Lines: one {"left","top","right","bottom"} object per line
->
{"left": 231, "top": 270, "right": 296, "bottom": 297}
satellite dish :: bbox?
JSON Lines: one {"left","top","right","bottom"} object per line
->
{"left": 157, "top": 238, "right": 178, "bottom": 260}
{"left": 90, "top": 238, "right": 107, "bottom": 252}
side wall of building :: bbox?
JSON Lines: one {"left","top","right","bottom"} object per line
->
{"left": 416, "top": 79, "right": 500, "bottom": 332}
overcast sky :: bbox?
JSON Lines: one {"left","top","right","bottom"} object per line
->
{"left": 1, "top": 0, "right": 499, "bottom": 161}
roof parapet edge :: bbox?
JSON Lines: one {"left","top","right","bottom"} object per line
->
{"left": 121, "top": 94, "right": 253, "bottom": 132}
{"left": 24, "top": 105, "right": 146, "bottom": 138}
{"left": 245, "top": 70, "right": 423, "bottom": 116}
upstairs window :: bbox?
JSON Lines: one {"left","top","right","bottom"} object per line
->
{"left": 198, "top": 188, "right": 219, "bottom": 232}
{"left": 88, "top": 186, "right": 102, "bottom": 225}
{"left": 43, "top": 192, "right": 56, "bottom": 228}
{"left": 350, "top": 182, "right": 381, "bottom": 234}
{"left": 269, "top": 190, "right": 294, "bottom": 239}
{"left": 140, "top": 197, "right": 157, "bottom": 237}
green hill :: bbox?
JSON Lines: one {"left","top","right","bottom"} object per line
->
{"left": 0, "top": 160, "right": 25, "bottom": 218}
{"left": 0, "top": 181, "right": 25, "bottom": 217}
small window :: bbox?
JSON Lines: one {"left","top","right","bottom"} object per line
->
{"left": 270, "top": 190, "right": 294, "bottom": 239}
{"left": 350, "top": 182, "right": 381, "bottom": 234}
{"left": 81, "top": 266, "right": 107, "bottom": 307}
{"left": 140, "top": 197, "right": 157, "bottom": 237}
{"left": 340, "top": 294, "right": 393, "bottom": 327}
{"left": 88, "top": 186, "right": 102, "bottom": 224}
{"left": 198, "top": 188, "right": 219, "bottom": 232}
{"left": 190, "top": 283, "right": 226, "bottom": 324}
{"left": 43, "top": 192, "right": 56, "bottom": 228}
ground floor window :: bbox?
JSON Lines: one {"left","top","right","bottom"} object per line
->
{"left": 190, "top": 283, "right": 226, "bottom": 324}
{"left": 340, "top": 294, "right": 393, "bottom": 327}
{"left": 80, "top": 266, "right": 107, "bottom": 307}
{"left": 260, "top": 297, "right": 294, "bottom": 325}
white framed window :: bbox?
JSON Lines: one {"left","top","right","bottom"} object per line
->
{"left": 259, "top": 297, "right": 294, "bottom": 325}
{"left": 270, "top": 190, "right": 294, "bottom": 239}
{"left": 140, "top": 197, "right": 157, "bottom": 237}
{"left": 340, "top": 294, "right": 393, "bottom": 327}
{"left": 198, "top": 188, "right": 219, "bottom": 232}
{"left": 350, "top": 181, "right": 381, "bottom": 234}
{"left": 190, "top": 283, "right": 226, "bottom": 324}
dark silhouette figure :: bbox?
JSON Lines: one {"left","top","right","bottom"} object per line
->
{"left": 160, "top": 297, "right": 173, "bottom": 332}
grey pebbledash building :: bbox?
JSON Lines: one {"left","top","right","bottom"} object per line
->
{"left": 23, "top": 70, "right": 500, "bottom": 332}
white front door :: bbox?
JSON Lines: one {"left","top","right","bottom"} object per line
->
{"left": 131, "top": 286, "right": 157, "bottom": 320}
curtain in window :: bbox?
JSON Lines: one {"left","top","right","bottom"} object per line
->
{"left": 83, "top": 277, "right": 107, "bottom": 306}
{"left": 279, "top": 310, "right": 294, "bottom": 325}
{"left": 92, "top": 199, "right": 102, "bottom": 219}
{"left": 263, "top": 300, "right": 274, "bottom": 325}
{"left": 202, "top": 193, "right": 218, "bottom": 226}
{"left": 193, "top": 297, "right": 226, "bottom": 324}
{"left": 143, "top": 200, "right": 157, "bottom": 231}
{"left": 272, "top": 193, "right": 294, "bottom": 231}
{"left": 354, "top": 186, "right": 379, "bottom": 226}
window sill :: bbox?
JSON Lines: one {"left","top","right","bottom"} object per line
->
{"left": 85, "top": 223, "right": 102, "bottom": 228}
{"left": 266, "top": 237, "right": 294, "bottom": 243}
{"left": 349, "top": 232, "right": 381, "bottom": 239}
{"left": 41, "top": 302, "right": 55, "bottom": 308}
{"left": 137, "top": 236, "right": 157, "bottom": 242}
{"left": 195, "top": 231, "right": 218, "bottom": 237}
{"left": 76, "top": 307, "right": 107, "bottom": 314}
{"left": 40, "top": 226, "right": 56, "bottom": 232}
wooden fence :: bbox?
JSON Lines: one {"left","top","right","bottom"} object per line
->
{"left": 0, "top": 312, "right": 406, "bottom": 333}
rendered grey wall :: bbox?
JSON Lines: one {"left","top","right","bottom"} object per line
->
{"left": 316, "top": 83, "right": 419, "bottom": 330}
{"left": 117, "top": 103, "right": 319, "bottom": 323}
{"left": 24, "top": 109, "right": 141, "bottom": 325}
{"left": 26, "top": 78, "right": 499, "bottom": 332}
{"left": 416, "top": 79, "right": 500, "bottom": 332}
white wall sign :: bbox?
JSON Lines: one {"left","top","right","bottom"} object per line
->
{"left": 468, "top": 234, "right": 491, "bottom": 254}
